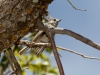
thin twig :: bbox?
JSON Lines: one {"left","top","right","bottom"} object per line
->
{"left": 7, "top": 48, "right": 22, "bottom": 75}
{"left": 19, "top": 40, "right": 50, "bottom": 47}
{"left": 19, "top": 40, "right": 100, "bottom": 60}
{"left": 67, "top": 0, "right": 86, "bottom": 11}
{"left": 19, "top": 31, "right": 44, "bottom": 55}
{"left": 57, "top": 46, "right": 100, "bottom": 60}
{"left": 19, "top": 40, "right": 50, "bottom": 55}
{"left": 4, "top": 51, "right": 15, "bottom": 71}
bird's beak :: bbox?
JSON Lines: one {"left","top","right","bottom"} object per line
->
{"left": 59, "top": 19, "right": 61, "bottom": 22}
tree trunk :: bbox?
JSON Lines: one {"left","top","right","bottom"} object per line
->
{"left": 0, "top": 0, "right": 53, "bottom": 53}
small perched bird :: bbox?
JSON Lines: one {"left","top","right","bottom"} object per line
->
{"left": 33, "top": 16, "right": 61, "bottom": 55}
{"left": 19, "top": 16, "right": 61, "bottom": 55}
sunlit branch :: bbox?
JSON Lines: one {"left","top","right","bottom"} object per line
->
{"left": 57, "top": 46, "right": 100, "bottom": 60}
{"left": 54, "top": 28, "right": 100, "bottom": 51}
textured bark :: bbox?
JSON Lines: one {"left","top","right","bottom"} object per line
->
{"left": 0, "top": 0, "right": 53, "bottom": 53}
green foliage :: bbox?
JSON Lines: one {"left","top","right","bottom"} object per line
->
{"left": 0, "top": 33, "right": 58, "bottom": 75}
{"left": 0, "top": 55, "right": 9, "bottom": 72}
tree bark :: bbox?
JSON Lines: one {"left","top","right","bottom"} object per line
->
{"left": 0, "top": 0, "right": 53, "bottom": 53}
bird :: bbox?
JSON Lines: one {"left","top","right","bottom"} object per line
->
{"left": 32, "top": 16, "right": 61, "bottom": 55}
{"left": 19, "top": 16, "right": 61, "bottom": 55}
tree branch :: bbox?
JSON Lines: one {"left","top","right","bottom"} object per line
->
{"left": 19, "top": 40, "right": 50, "bottom": 47}
{"left": 36, "top": 19, "right": 65, "bottom": 75}
{"left": 67, "top": 0, "right": 86, "bottom": 11}
{"left": 47, "top": 33, "right": 65, "bottom": 75}
{"left": 36, "top": 19, "right": 100, "bottom": 51}
{"left": 54, "top": 28, "right": 100, "bottom": 50}
{"left": 19, "top": 31, "right": 44, "bottom": 55}
{"left": 18, "top": 40, "right": 100, "bottom": 60}
{"left": 4, "top": 48, "right": 22, "bottom": 75}
{"left": 57, "top": 46, "right": 100, "bottom": 60}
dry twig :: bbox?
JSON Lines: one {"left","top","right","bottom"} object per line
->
{"left": 67, "top": 0, "right": 86, "bottom": 11}
{"left": 57, "top": 46, "right": 100, "bottom": 60}
{"left": 19, "top": 31, "right": 44, "bottom": 55}
{"left": 4, "top": 48, "right": 22, "bottom": 75}
{"left": 18, "top": 40, "right": 100, "bottom": 60}
{"left": 53, "top": 28, "right": 100, "bottom": 51}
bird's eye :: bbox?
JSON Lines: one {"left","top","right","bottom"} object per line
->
{"left": 53, "top": 19, "right": 56, "bottom": 21}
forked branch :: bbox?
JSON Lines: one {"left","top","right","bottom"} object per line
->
{"left": 36, "top": 19, "right": 100, "bottom": 51}
{"left": 54, "top": 28, "right": 100, "bottom": 50}
{"left": 36, "top": 19, "right": 65, "bottom": 75}
{"left": 18, "top": 40, "right": 100, "bottom": 60}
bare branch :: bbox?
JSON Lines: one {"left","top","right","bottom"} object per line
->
{"left": 54, "top": 28, "right": 100, "bottom": 51}
{"left": 36, "top": 19, "right": 65, "bottom": 75}
{"left": 17, "top": 39, "right": 100, "bottom": 60}
{"left": 19, "top": 40, "right": 51, "bottom": 47}
{"left": 47, "top": 32, "right": 65, "bottom": 75}
{"left": 4, "top": 48, "right": 22, "bottom": 75}
{"left": 19, "top": 40, "right": 100, "bottom": 60}
{"left": 19, "top": 31, "right": 44, "bottom": 55}
{"left": 36, "top": 20, "right": 100, "bottom": 51}
{"left": 7, "top": 48, "right": 22, "bottom": 75}
{"left": 67, "top": 0, "right": 86, "bottom": 11}
{"left": 4, "top": 51, "right": 15, "bottom": 71}
{"left": 57, "top": 46, "right": 100, "bottom": 60}
{"left": 19, "top": 40, "right": 50, "bottom": 54}
{"left": 19, "top": 47, "right": 29, "bottom": 55}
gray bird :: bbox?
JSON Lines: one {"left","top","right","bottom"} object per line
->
{"left": 19, "top": 16, "right": 61, "bottom": 55}
{"left": 33, "top": 16, "right": 61, "bottom": 55}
